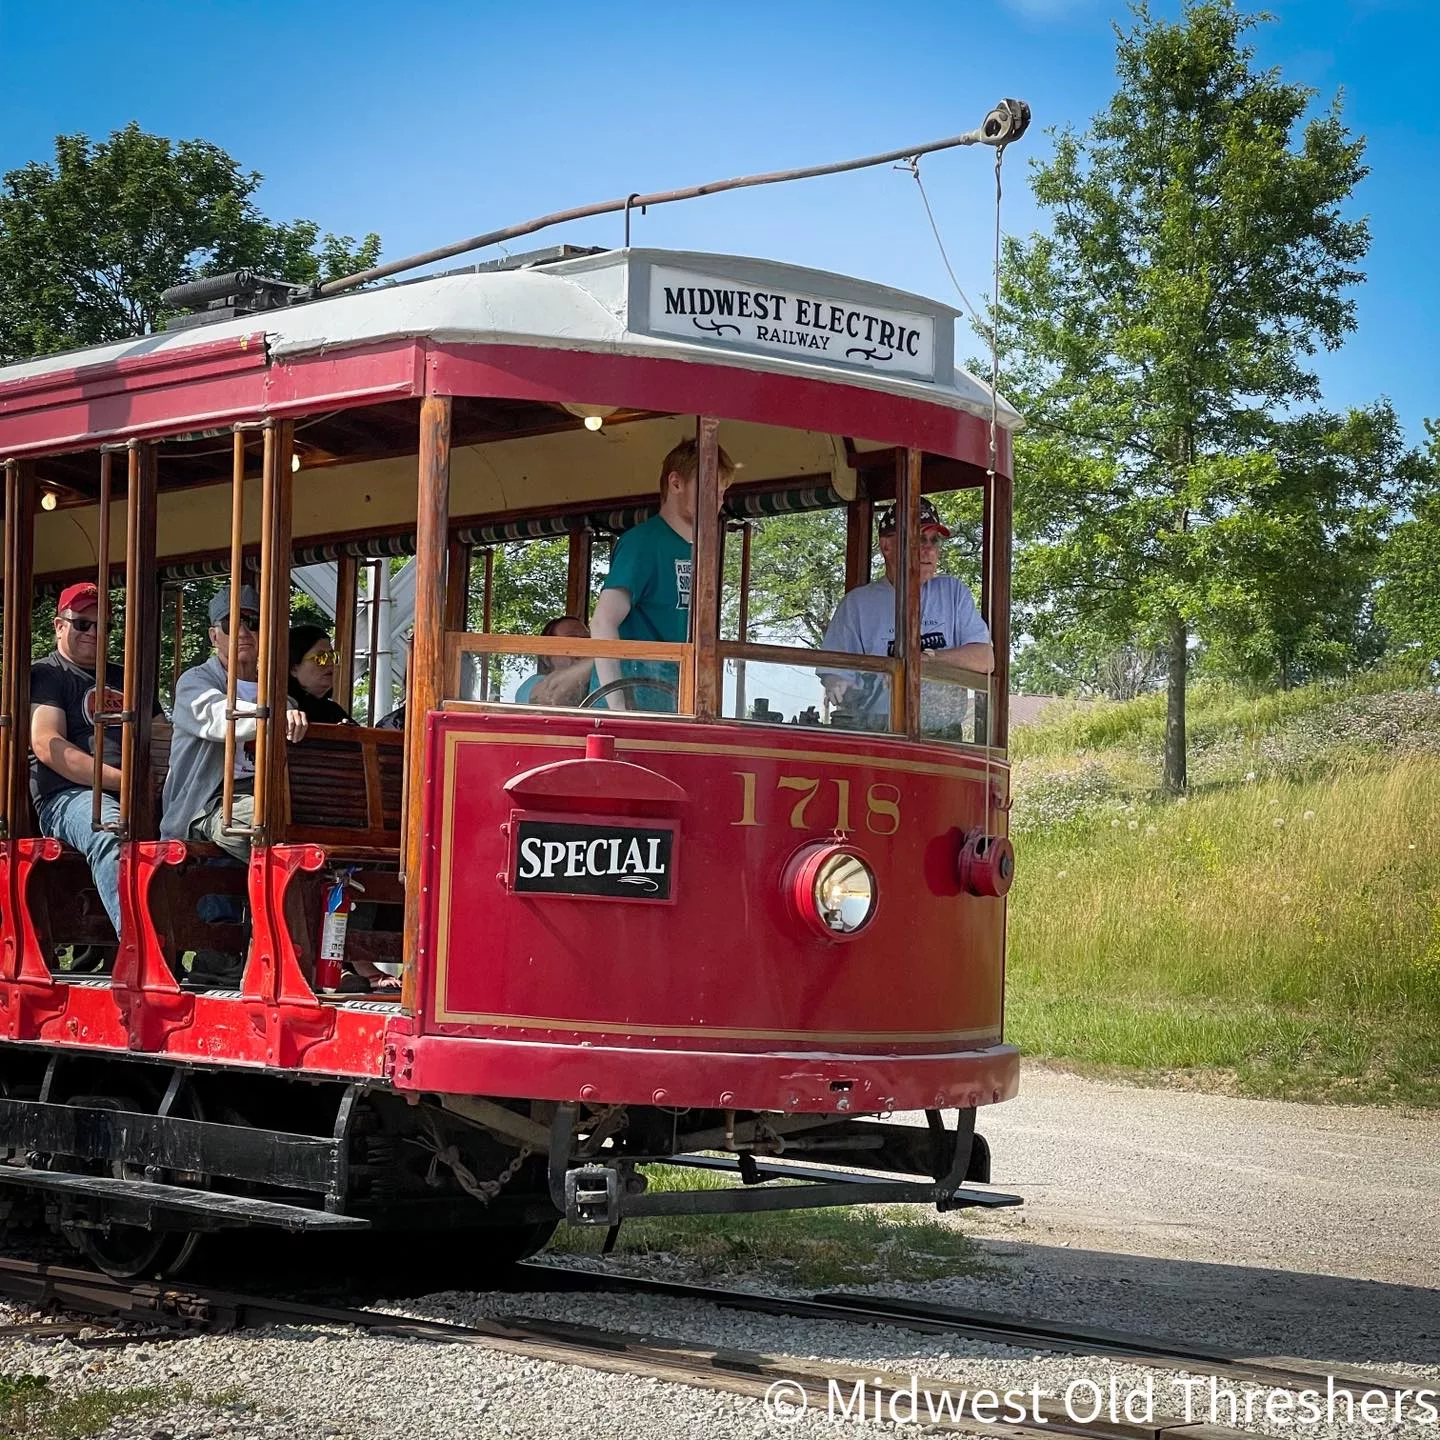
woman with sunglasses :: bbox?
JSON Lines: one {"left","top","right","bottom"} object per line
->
{"left": 288, "top": 625, "right": 354, "bottom": 725}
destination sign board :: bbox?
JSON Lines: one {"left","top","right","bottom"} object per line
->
{"left": 646, "top": 264, "right": 937, "bottom": 380}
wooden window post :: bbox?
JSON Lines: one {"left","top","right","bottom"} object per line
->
{"left": 402, "top": 394, "right": 452, "bottom": 1004}
{"left": 0, "top": 460, "right": 36, "bottom": 840}
{"left": 690, "top": 415, "right": 722, "bottom": 719}
{"left": 333, "top": 554, "right": 359, "bottom": 716}
{"left": 565, "top": 526, "right": 593, "bottom": 621}
{"left": 119, "top": 441, "right": 160, "bottom": 840}
{"left": 889, "top": 448, "right": 923, "bottom": 736}
{"left": 844, "top": 497, "right": 873, "bottom": 593}
{"left": 989, "top": 466, "right": 1012, "bottom": 751}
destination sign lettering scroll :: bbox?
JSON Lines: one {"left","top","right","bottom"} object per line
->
{"left": 647, "top": 264, "right": 936, "bottom": 380}
{"left": 511, "top": 817, "right": 676, "bottom": 901}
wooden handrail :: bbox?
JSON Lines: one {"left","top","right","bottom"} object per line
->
{"left": 917, "top": 659, "right": 994, "bottom": 693}
{"left": 448, "top": 633, "right": 688, "bottom": 659}
{"left": 719, "top": 640, "right": 898, "bottom": 676}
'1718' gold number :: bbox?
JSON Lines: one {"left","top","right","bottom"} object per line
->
{"left": 732, "top": 771, "right": 900, "bottom": 834}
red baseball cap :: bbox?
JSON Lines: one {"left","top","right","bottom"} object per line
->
{"left": 57, "top": 582, "right": 99, "bottom": 614}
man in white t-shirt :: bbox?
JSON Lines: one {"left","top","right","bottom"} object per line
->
{"left": 818, "top": 499, "right": 993, "bottom": 725}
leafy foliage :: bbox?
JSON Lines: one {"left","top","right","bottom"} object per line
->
{"left": 1000, "top": 0, "right": 1373, "bottom": 789}
{"left": 1378, "top": 421, "right": 1440, "bottom": 664}
{"left": 1193, "top": 403, "right": 1420, "bottom": 688}
{"left": 0, "top": 123, "right": 381, "bottom": 361}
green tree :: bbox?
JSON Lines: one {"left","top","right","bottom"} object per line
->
{"left": 1378, "top": 420, "right": 1440, "bottom": 664}
{"left": 1000, "top": 0, "right": 1369, "bottom": 789}
{"left": 0, "top": 123, "right": 381, "bottom": 361}
{"left": 1196, "top": 403, "right": 1419, "bottom": 688}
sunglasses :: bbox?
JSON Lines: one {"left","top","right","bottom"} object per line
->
{"left": 305, "top": 650, "right": 337, "bottom": 668}
{"left": 217, "top": 612, "right": 261, "bottom": 635}
{"left": 60, "top": 613, "right": 98, "bottom": 633}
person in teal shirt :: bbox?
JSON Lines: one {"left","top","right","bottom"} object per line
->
{"left": 589, "top": 436, "right": 736, "bottom": 711}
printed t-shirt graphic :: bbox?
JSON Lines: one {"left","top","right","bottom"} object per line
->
{"left": 818, "top": 576, "right": 989, "bottom": 722}
{"left": 28, "top": 652, "right": 126, "bottom": 804}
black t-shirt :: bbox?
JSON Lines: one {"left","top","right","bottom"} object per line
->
{"left": 29, "top": 651, "right": 125, "bottom": 806}
{"left": 288, "top": 679, "right": 353, "bottom": 726}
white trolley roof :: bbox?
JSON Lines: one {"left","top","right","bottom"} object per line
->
{"left": 0, "top": 248, "right": 1020, "bottom": 431}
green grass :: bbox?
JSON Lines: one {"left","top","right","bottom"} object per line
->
{"left": 1007, "top": 678, "right": 1440, "bottom": 1105}
{"left": 546, "top": 1166, "right": 988, "bottom": 1286}
{"left": 0, "top": 1374, "right": 236, "bottom": 1439}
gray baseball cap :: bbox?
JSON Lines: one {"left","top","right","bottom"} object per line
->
{"left": 209, "top": 584, "right": 261, "bottom": 625}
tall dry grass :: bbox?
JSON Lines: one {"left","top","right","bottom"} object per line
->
{"left": 1007, "top": 752, "right": 1440, "bottom": 1103}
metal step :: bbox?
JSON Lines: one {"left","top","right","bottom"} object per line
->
{"left": 0, "top": 1166, "right": 368, "bottom": 1231}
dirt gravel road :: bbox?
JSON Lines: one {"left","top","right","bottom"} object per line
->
{"left": 964, "top": 1065, "right": 1438, "bottom": 1283}
{"left": 903, "top": 1066, "right": 1440, "bottom": 1366}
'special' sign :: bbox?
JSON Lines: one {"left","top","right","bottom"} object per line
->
{"left": 511, "top": 817, "right": 675, "bottom": 901}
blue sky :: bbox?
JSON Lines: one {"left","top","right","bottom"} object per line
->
{"left": 2, "top": 0, "right": 1435, "bottom": 438}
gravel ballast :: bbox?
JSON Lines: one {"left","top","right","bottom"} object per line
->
{"left": 0, "top": 1066, "right": 1433, "bottom": 1439}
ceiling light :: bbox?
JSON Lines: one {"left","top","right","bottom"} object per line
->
{"left": 40, "top": 489, "right": 58, "bottom": 511}
{"left": 562, "top": 403, "right": 618, "bottom": 431}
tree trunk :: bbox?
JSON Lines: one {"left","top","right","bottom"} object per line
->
{"left": 1164, "top": 617, "right": 1187, "bottom": 794}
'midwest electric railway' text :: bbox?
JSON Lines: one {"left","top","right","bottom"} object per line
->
{"left": 661, "top": 285, "right": 923, "bottom": 356}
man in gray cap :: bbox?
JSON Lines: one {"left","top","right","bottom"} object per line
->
{"left": 161, "top": 582, "right": 309, "bottom": 859}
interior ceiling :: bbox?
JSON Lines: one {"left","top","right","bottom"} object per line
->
{"left": 36, "top": 396, "right": 571, "bottom": 501}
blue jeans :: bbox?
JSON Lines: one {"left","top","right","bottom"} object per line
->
{"left": 34, "top": 786, "right": 123, "bottom": 937}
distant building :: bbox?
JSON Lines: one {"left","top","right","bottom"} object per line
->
{"left": 1008, "top": 694, "right": 1081, "bottom": 728}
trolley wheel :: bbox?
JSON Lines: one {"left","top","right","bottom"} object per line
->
{"left": 579, "top": 676, "right": 678, "bottom": 710}
{"left": 60, "top": 1088, "right": 205, "bottom": 1281}
{"left": 406, "top": 1219, "right": 559, "bottom": 1285}
{"left": 75, "top": 1224, "right": 200, "bottom": 1283}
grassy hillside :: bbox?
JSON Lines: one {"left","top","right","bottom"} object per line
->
{"left": 1005, "top": 675, "right": 1440, "bottom": 1105}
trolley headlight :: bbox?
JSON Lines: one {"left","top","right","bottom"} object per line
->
{"left": 786, "top": 843, "right": 878, "bottom": 940}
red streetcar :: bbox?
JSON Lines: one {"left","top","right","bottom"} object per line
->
{"left": 0, "top": 110, "right": 1027, "bottom": 1279}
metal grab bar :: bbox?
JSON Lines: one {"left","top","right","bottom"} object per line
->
{"left": 90, "top": 450, "right": 119, "bottom": 834}
{"left": 220, "top": 426, "right": 253, "bottom": 838}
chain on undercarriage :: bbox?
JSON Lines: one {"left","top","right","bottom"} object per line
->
{"left": 575, "top": 1104, "right": 627, "bottom": 1156}
{"left": 416, "top": 1114, "right": 532, "bottom": 1206}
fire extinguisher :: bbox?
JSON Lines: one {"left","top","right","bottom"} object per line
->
{"left": 317, "top": 868, "right": 359, "bottom": 991}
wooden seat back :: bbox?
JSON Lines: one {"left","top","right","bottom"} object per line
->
{"left": 145, "top": 719, "right": 403, "bottom": 852}
{"left": 279, "top": 723, "right": 404, "bottom": 851}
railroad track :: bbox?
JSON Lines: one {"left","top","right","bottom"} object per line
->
{"left": 0, "top": 1255, "right": 1423, "bottom": 1439}
{"left": 516, "top": 1261, "right": 1420, "bottom": 1406}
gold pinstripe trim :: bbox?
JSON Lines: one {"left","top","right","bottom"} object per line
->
{"left": 428, "top": 727, "right": 1004, "bottom": 1033}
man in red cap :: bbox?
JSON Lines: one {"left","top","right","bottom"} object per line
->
{"left": 29, "top": 581, "right": 126, "bottom": 941}
{"left": 818, "top": 498, "right": 993, "bottom": 727}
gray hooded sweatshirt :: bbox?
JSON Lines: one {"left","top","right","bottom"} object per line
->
{"left": 160, "top": 655, "right": 299, "bottom": 841}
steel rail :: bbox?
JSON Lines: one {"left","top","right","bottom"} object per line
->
{"left": 0, "top": 1255, "right": 1309, "bottom": 1440}
{"left": 318, "top": 100, "right": 1031, "bottom": 297}
{"left": 517, "top": 1264, "right": 1421, "bottom": 1406}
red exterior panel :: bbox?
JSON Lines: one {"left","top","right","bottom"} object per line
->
{"left": 407, "top": 709, "right": 1013, "bottom": 1112}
